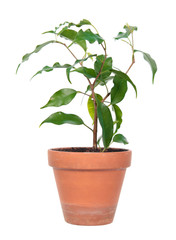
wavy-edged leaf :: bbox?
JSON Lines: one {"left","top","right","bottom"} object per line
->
{"left": 94, "top": 55, "right": 112, "bottom": 81}
{"left": 112, "top": 104, "right": 122, "bottom": 133}
{"left": 111, "top": 74, "right": 128, "bottom": 104}
{"left": 96, "top": 98, "right": 113, "bottom": 149}
{"left": 75, "top": 29, "right": 104, "bottom": 44}
{"left": 58, "top": 19, "right": 91, "bottom": 30}
{"left": 40, "top": 112, "right": 84, "bottom": 127}
{"left": 134, "top": 50, "right": 157, "bottom": 83}
{"left": 31, "top": 63, "right": 71, "bottom": 79}
{"left": 73, "top": 19, "right": 91, "bottom": 27}
{"left": 99, "top": 76, "right": 114, "bottom": 85}
{"left": 41, "top": 88, "right": 77, "bottom": 109}
{"left": 73, "top": 67, "right": 96, "bottom": 79}
{"left": 113, "top": 134, "right": 129, "bottom": 144}
{"left": 115, "top": 25, "right": 137, "bottom": 40}
{"left": 60, "top": 29, "right": 87, "bottom": 51}
{"left": 42, "top": 30, "right": 56, "bottom": 35}
{"left": 87, "top": 94, "right": 103, "bottom": 121}
{"left": 66, "top": 54, "right": 96, "bottom": 83}
{"left": 16, "top": 40, "right": 55, "bottom": 73}
{"left": 85, "top": 75, "right": 114, "bottom": 93}
{"left": 111, "top": 70, "right": 137, "bottom": 97}
{"left": 43, "top": 22, "right": 69, "bottom": 35}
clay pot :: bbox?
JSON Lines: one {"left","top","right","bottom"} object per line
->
{"left": 48, "top": 148, "right": 131, "bottom": 226}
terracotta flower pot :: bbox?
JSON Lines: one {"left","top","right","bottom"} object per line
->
{"left": 48, "top": 148, "right": 131, "bottom": 226}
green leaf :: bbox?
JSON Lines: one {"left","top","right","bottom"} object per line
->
{"left": 94, "top": 55, "right": 112, "bottom": 80}
{"left": 96, "top": 98, "right": 113, "bottom": 149}
{"left": 113, "top": 134, "right": 129, "bottom": 144}
{"left": 44, "top": 21, "right": 69, "bottom": 35}
{"left": 87, "top": 94, "right": 103, "bottom": 121}
{"left": 111, "top": 74, "right": 128, "bottom": 104}
{"left": 112, "top": 104, "right": 122, "bottom": 133}
{"left": 16, "top": 40, "right": 55, "bottom": 73}
{"left": 42, "top": 30, "right": 56, "bottom": 35}
{"left": 31, "top": 63, "right": 71, "bottom": 79}
{"left": 134, "top": 50, "right": 157, "bottom": 83}
{"left": 115, "top": 24, "right": 137, "bottom": 40}
{"left": 75, "top": 29, "right": 104, "bottom": 44}
{"left": 111, "top": 70, "right": 137, "bottom": 97}
{"left": 61, "top": 19, "right": 92, "bottom": 29}
{"left": 99, "top": 76, "right": 114, "bottom": 85}
{"left": 60, "top": 29, "right": 77, "bottom": 40}
{"left": 60, "top": 29, "right": 87, "bottom": 51}
{"left": 66, "top": 54, "right": 96, "bottom": 83}
{"left": 73, "top": 67, "right": 96, "bottom": 79}
{"left": 40, "top": 112, "right": 84, "bottom": 127}
{"left": 41, "top": 88, "right": 77, "bottom": 109}
{"left": 74, "top": 19, "right": 91, "bottom": 27}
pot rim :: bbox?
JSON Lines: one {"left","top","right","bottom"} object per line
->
{"left": 48, "top": 147, "right": 132, "bottom": 170}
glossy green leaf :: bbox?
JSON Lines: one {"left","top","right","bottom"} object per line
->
{"left": 111, "top": 74, "right": 128, "bottom": 104}
{"left": 60, "top": 29, "right": 77, "bottom": 40}
{"left": 66, "top": 54, "right": 96, "bottom": 83}
{"left": 115, "top": 25, "right": 137, "bottom": 40}
{"left": 73, "top": 67, "right": 96, "bottom": 79}
{"left": 41, "top": 88, "right": 77, "bottom": 109}
{"left": 75, "top": 29, "right": 104, "bottom": 44}
{"left": 94, "top": 55, "right": 112, "bottom": 80}
{"left": 87, "top": 94, "right": 103, "bottom": 121}
{"left": 96, "top": 98, "right": 113, "bottom": 149}
{"left": 112, "top": 104, "right": 122, "bottom": 133}
{"left": 74, "top": 19, "right": 91, "bottom": 27}
{"left": 31, "top": 63, "right": 71, "bottom": 79}
{"left": 59, "top": 19, "right": 91, "bottom": 29}
{"left": 40, "top": 112, "right": 84, "bottom": 127}
{"left": 134, "top": 50, "right": 157, "bottom": 83}
{"left": 85, "top": 75, "right": 114, "bottom": 93}
{"left": 43, "top": 22, "right": 69, "bottom": 35}
{"left": 99, "top": 76, "right": 114, "bottom": 85}
{"left": 16, "top": 40, "right": 55, "bottom": 73}
{"left": 113, "top": 134, "right": 129, "bottom": 144}
{"left": 111, "top": 70, "right": 137, "bottom": 97}
{"left": 60, "top": 29, "right": 87, "bottom": 51}
{"left": 42, "top": 30, "right": 56, "bottom": 35}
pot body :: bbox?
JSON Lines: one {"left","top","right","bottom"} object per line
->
{"left": 48, "top": 148, "right": 131, "bottom": 226}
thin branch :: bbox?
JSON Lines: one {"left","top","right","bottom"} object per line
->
{"left": 126, "top": 57, "right": 135, "bottom": 74}
{"left": 93, "top": 43, "right": 107, "bottom": 87}
{"left": 101, "top": 93, "right": 110, "bottom": 103}
{"left": 121, "top": 39, "right": 132, "bottom": 47}
{"left": 55, "top": 40, "right": 93, "bottom": 87}
{"left": 125, "top": 32, "right": 135, "bottom": 74}
{"left": 83, "top": 123, "right": 93, "bottom": 132}
{"left": 77, "top": 91, "right": 91, "bottom": 98}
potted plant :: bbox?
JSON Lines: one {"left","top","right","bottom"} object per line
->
{"left": 16, "top": 19, "right": 157, "bottom": 226}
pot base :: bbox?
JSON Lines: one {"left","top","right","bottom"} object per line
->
{"left": 62, "top": 204, "right": 116, "bottom": 226}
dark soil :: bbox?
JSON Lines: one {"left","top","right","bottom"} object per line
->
{"left": 52, "top": 147, "right": 128, "bottom": 153}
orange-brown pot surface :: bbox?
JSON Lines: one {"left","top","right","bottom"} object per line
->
{"left": 48, "top": 148, "right": 132, "bottom": 226}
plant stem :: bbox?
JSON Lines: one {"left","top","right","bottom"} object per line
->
{"left": 126, "top": 57, "right": 135, "bottom": 74}
{"left": 77, "top": 91, "right": 91, "bottom": 98}
{"left": 83, "top": 123, "right": 93, "bottom": 132}
{"left": 102, "top": 92, "right": 110, "bottom": 103}
{"left": 92, "top": 41, "right": 107, "bottom": 149}
{"left": 126, "top": 32, "right": 135, "bottom": 74}
{"left": 55, "top": 40, "right": 97, "bottom": 148}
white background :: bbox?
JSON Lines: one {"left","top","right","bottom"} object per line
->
{"left": 1, "top": 0, "right": 176, "bottom": 239}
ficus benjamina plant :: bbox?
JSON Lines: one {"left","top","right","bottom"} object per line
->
{"left": 16, "top": 19, "right": 157, "bottom": 151}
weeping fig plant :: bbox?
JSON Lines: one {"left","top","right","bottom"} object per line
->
{"left": 16, "top": 19, "right": 157, "bottom": 151}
